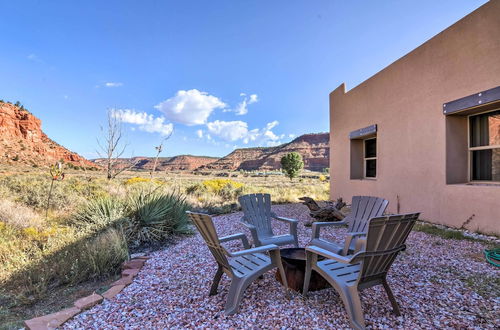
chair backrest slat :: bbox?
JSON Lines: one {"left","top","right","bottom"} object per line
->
{"left": 187, "top": 212, "right": 231, "bottom": 271}
{"left": 346, "top": 196, "right": 389, "bottom": 233}
{"left": 239, "top": 193, "right": 274, "bottom": 236}
{"left": 357, "top": 213, "right": 419, "bottom": 284}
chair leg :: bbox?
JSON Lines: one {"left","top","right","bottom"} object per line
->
{"left": 382, "top": 279, "right": 401, "bottom": 316}
{"left": 224, "top": 277, "right": 252, "bottom": 315}
{"left": 302, "top": 251, "right": 313, "bottom": 296}
{"left": 338, "top": 285, "right": 366, "bottom": 330}
{"left": 209, "top": 265, "right": 224, "bottom": 296}
{"left": 275, "top": 255, "right": 290, "bottom": 299}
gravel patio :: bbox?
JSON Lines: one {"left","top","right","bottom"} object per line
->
{"left": 65, "top": 203, "right": 498, "bottom": 329}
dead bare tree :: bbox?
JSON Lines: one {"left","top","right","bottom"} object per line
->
{"left": 149, "top": 133, "right": 172, "bottom": 180}
{"left": 97, "top": 109, "right": 138, "bottom": 180}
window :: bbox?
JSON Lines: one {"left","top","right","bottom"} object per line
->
{"left": 469, "top": 109, "right": 500, "bottom": 181}
{"left": 350, "top": 124, "right": 377, "bottom": 180}
{"left": 364, "top": 138, "right": 377, "bottom": 178}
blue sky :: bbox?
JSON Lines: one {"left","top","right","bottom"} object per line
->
{"left": 0, "top": 0, "right": 488, "bottom": 158}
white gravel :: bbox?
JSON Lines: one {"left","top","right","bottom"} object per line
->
{"left": 64, "top": 203, "right": 499, "bottom": 329}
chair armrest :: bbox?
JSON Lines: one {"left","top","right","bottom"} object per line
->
{"left": 227, "top": 244, "right": 279, "bottom": 257}
{"left": 305, "top": 245, "right": 357, "bottom": 264}
{"left": 341, "top": 232, "right": 366, "bottom": 256}
{"left": 311, "top": 221, "right": 348, "bottom": 239}
{"left": 239, "top": 219, "right": 257, "bottom": 230}
{"left": 354, "top": 237, "right": 366, "bottom": 254}
{"left": 273, "top": 215, "right": 298, "bottom": 224}
{"left": 272, "top": 214, "right": 298, "bottom": 237}
{"left": 219, "top": 233, "right": 250, "bottom": 249}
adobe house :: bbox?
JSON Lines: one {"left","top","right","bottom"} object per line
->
{"left": 329, "top": 0, "right": 500, "bottom": 235}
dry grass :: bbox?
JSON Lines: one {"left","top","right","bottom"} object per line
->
{"left": 0, "top": 199, "right": 44, "bottom": 229}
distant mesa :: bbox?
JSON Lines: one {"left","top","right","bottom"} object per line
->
{"left": 198, "top": 133, "right": 329, "bottom": 172}
{"left": 92, "top": 155, "right": 219, "bottom": 172}
{"left": 0, "top": 101, "right": 97, "bottom": 168}
{"left": 96, "top": 132, "right": 330, "bottom": 173}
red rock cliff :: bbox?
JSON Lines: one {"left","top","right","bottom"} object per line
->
{"left": 0, "top": 101, "right": 96, "bottom": 167}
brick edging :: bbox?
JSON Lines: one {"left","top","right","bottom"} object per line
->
{"left": 24, "top": 255, "right": 150, "bottom": 330}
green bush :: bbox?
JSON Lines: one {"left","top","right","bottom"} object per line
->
{"left": 125, "top": 191, "right": 190, "bottom": 247}
{"left": 281, "top": 152, "right": 304, "bottom": 181}
{"left": 74, "top": 196, "right": 124, "bottom": 230}
{"left": 74, "top": 190, "right": 191, "bottom": 247}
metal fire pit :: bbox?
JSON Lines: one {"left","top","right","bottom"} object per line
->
{"left": 275, "top": 247, "right": 330, "bottom": 293}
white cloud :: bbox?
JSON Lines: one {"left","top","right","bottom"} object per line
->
{"left": 196, "top": 129, "right": 203, "bottom": 138}
{"left": 105, "top": 82, "right": 123, "bottom": 87}
{"left": 206, "top": 120, "right": 249, "bottom": 141}
{"left": 27, "top": 54, "right": 43, "bottom": 63}
{"left": 234, "top": 93, "right": 258, "bottom": 115}
{"left": 155, "top": 89, "right": 226, "bottom": 126}
{"left": 206, "top": 119, "right": 284, "bottom": 146}
{"left": 288, "top": 133, "right": 296, "bottom": 138}
{"left": 111, "top": 109, "right": 173, "bottom": 136}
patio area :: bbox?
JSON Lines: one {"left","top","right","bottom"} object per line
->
{"left": 64, "top": 203, "right": 498, "bottom": 329}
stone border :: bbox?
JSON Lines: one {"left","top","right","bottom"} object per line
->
{"left": 24, "top": 255, "right": 150, "bottom": 330}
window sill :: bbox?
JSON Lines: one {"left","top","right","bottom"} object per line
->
{"left": 448, "top": 182, "right": 500, "bottom": 187}
{"left": 350, "top": 178, "right": 377, "bottom": 181}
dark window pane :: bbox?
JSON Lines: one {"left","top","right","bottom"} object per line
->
{"left": 469, "top": 110, "right": 500, "bottom": 147}
{"left": 364, "top": 138, "right": 376, "bottom": 158}
{"left": 365, "top": 159, "right": 376, "bottom": 178}
{"left": 472, "top": 148, "right": 500, "bottom": 181}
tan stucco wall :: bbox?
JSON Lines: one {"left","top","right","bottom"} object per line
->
{"left": 329, "top": 0, "right": 500, "bottom": 235}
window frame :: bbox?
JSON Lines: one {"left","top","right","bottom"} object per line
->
{"left": 363, "top": 137, "right": 377, "bottom": 179}
{"left": 467, "top": 108, "right": 500, "bottom": 182}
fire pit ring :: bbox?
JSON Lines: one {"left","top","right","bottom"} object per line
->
{"left": 275, "top": 247, "right": 331, "bottom": 293}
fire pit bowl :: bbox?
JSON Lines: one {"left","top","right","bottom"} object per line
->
{"left": 275, "top": 247, "right": 330, "bottom": 293}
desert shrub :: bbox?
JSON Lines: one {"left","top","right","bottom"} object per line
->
{"left": 186, "top": 182, "right": 206, "bottom": 196}
{"left": 0, "top": 175, "right": 109, "bottom": 213}
{"left": 124, "top": 177, "right": 151, "bottom": 185}
{"left": 74, "top": 196, "right": 125, "bottom": 231}
{"left": 124, "top": 191, "right": 190, "bottom": 247}
{"left": 0, "top": 199, "right": 44, "bottom": 229}
{"left": 0, "top": 175, "right": 69, "bottom": 210}
{"left": 202, "top": 179, "right": 244, "bottom": 196}
{"left": 1, "top": 226, "right": 128, "bottom": 304}
{"left": 66, "top": 177, "right": 109, "bottom": 200}
{"left": 124, "top": 177, "right": 163, "bottom": 185}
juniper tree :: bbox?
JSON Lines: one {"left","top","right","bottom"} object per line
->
{"left": 281, "top": 152, "right": 304, "bottom": 181}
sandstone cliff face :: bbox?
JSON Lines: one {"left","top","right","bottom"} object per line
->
{"left": 199, "top": 133, "right": 329, "bottom": 172}
{"left": 93, "top": 155, "right": 218, "bottom": 172}
{"left": 0, "top": 102, "right": 96, "bottom": 167}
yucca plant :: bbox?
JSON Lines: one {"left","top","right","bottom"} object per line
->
{"left": 74, "top": 196, "right": 125, "bottom": 231}
{"left": 124, "top": 190, "right": 190, "bottom": 247}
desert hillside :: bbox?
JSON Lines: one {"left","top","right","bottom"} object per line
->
{"left": 93, "top": 155, "right": 219, "bottom": 171}
{"left": 199, "top": 133, "right": 329, "bottom": 172}
{"left": 0, "top": 101, "right": 96, "bottom": 168}
{"left": 96, "top": 133, "right": 330, "bottom": 173}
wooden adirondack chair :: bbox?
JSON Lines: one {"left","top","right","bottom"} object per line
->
{"left": 303, "top": 213, "right": 420, "bottom": 330}
{"left": 186, "top": 211, "right": 289, "bottom": 315}
{"left": 239, "top": 193, "right": 299, "bottom": 247}
{"left": 310, "top": 196, "right": 388, "bottom": 255}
